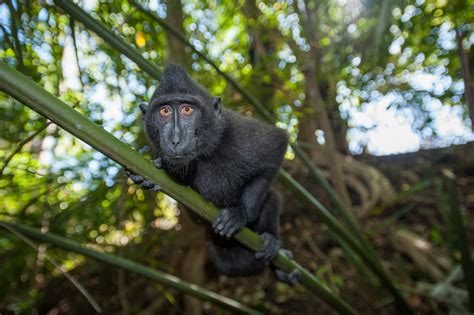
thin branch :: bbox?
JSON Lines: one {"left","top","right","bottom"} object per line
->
{"left": 69, "top": 18, "right": 84, "bottom": 88}
{"left": 0, "top": 121, "right": 51, "bottom": 176}
{"left": 0, "top": 222, "right": 103, "bottom": 313}
{"left": 18, "top": 183, "right": 62, "bottom": 217}
{"left": 0, "top": 24, "right": 16, "bottom": 51}
{"left": 4, "top": 0, "right": 26, "bottom": 74}
{"left": 1, "top": 100, "right": 80, "bottom": 176}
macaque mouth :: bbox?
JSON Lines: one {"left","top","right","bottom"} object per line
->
{"left": 168, "top": 152, "right": 194, "bottom": 161}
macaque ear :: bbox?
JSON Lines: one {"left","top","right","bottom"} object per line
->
{"left": 139, "top": 102, "right": 148, "bottom": 115}
{"left": 213, "top": 97, "right": 221, "bottom": 115}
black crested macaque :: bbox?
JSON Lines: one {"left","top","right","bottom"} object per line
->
{"left": 128, "top": 64, "right": 300, "bottom": 285}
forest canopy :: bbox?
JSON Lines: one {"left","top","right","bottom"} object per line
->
{"left": 0, "top": 0, "right": 473, "bottom": 314}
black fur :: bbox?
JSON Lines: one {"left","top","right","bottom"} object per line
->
{"left": 135, "top": 64, "right": 300, "bottom": 285}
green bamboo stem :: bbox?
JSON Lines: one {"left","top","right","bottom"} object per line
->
{"left": 0, "top": 60, "right": 357, "bottom": 315}
{"left": 442, "top": 170, "right": 474, "bottom": 311}
{"left": 43, "top": 2, "right": 409, "bottom": 311}
{"left": 0, "top": 222, "right": 261, "bottom": 315}
{"left": 53, "top": 0, "right": 161, "bottom": 80}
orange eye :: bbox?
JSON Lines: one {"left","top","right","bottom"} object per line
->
{"left": 180, "top": 105, "right": 194, "bottom": 116}
{"left": 159, "top": 106, "right": 172, "bottom": 117}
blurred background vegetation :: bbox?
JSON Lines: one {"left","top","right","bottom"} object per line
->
{"left": 0, "top": 0, "right": 473, "bottom": 314}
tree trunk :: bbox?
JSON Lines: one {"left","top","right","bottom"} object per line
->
{"left": 298, "top": 0, "right": 353, "bottom": 211}
{"left": 243, "top": 1, "right": 267, "bottom": 66}
{"left": 455, "top": 27, "right": 474, "bottom": 131}
{"left": 243, "top": 0, "right": 281, "bottom": 109}
{"left": 170, "top": 208, "right": 207, "bottom": 315}
{"left": 164, "top": 0, "right": 189, "bottom": 68}
{"left": 164, "top": 2, "right": 206, "bottom": 314}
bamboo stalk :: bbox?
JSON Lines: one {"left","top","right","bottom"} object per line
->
{"left": 0, "top": 60, "right": 358, "bottom": 315}
{"left": 0, "top": 222, "right": 261, "bottom": 315}
{"left": 53, "top": 0, "right": 161, "bottom": 80}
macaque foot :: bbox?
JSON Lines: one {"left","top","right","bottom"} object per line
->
{"left": 212, "top": 208, "right": 246, "bottom": 239}
{"left": 125, "top": 170, "right": 161, "bottom": 192}
{"left": 273, "top": 249, "right": 301, "bottom": 286}
{"left": 274, "top": 268, "right": 301, "bottom": 286}
{"left": 255, "top": 233, "right": 281, "bottom": 261}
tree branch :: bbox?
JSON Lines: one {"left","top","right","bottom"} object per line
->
{"left": 455, "top": 27, "right": 474, "bottom": 131}
{"left": 69, "top": 18, "right": 84, "bottom": 88}
{"left": 0, "top": 121, "right": 50, "bottom": 175}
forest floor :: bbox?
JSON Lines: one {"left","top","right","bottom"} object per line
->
{"left": 269, "top": 141, "right": 474, "bottom": 314}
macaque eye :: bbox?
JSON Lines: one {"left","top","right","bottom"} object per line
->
{"left": 159, "top": 106, "right": 172, "bottom": 117}
{"left": 180, "top": 105, "right": 194, "bottom": 116}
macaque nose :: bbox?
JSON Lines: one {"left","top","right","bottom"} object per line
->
{"left": 171, "top": 138, "right": 181, "bottom": 146}
{"left": 171, "top": 123, "right": 181, "bottom": 147}
{"left": 171, "top": 132, "right": 181, "bottom": 147}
